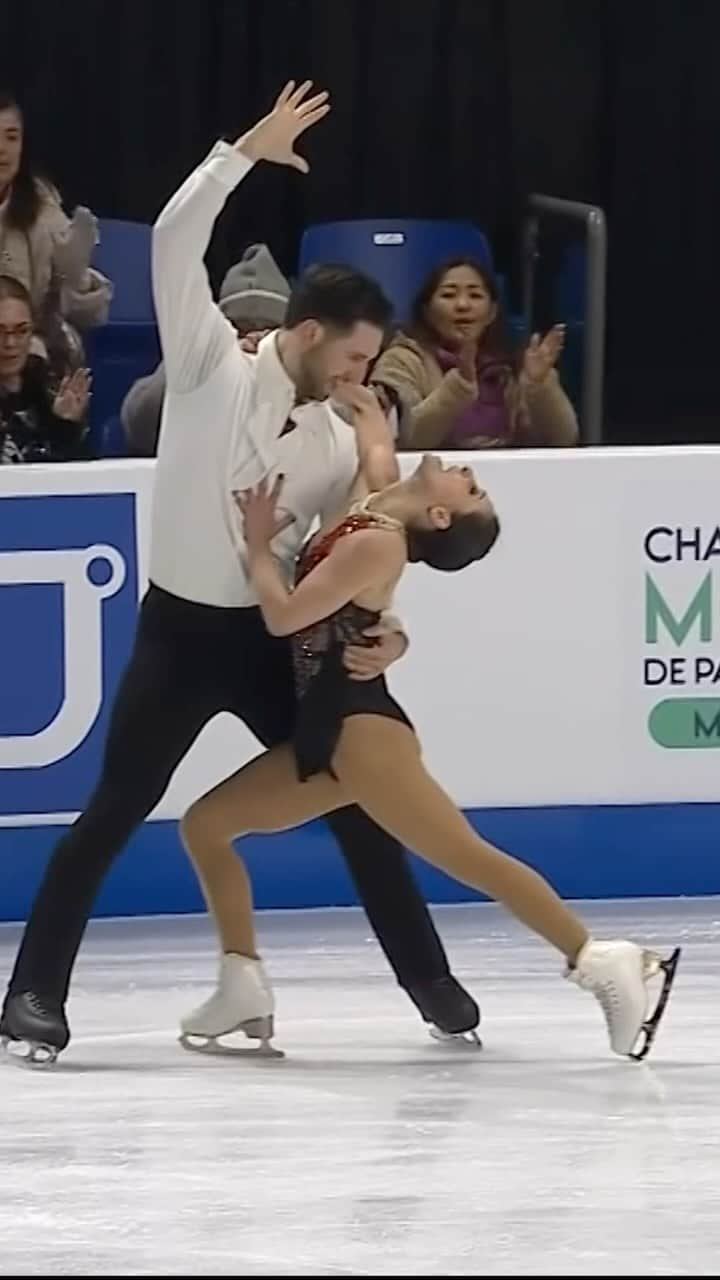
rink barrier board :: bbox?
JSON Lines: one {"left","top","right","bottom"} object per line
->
{"left": 3, "top": 447, "right": 720, "bottom": 921}
{"left": 0, "top": 801, "right": 717, "bottom": 923}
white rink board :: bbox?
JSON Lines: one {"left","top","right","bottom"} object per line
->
{"left": 1, "top": 446, "right": 720, "bottom": 823}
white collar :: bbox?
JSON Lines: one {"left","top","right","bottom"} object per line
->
{"left": 246, "top": 331, "right": 316, "bottom": 469}
{"left": 254, "top": 331, "right": 296, "bottom": 410}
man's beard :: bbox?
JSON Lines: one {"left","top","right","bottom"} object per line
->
{"left": 295, "top": 350, "right": 330, "bottom": 402}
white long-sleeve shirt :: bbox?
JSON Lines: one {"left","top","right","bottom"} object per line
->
{"left": 149, "top": 140, "right": 358, "bottom": 608}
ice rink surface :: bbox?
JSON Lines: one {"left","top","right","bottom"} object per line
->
{"left": 2, "top": 897, "right": 718, "bottom": 1276}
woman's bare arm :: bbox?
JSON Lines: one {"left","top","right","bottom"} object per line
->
{"left": 235, "top": 478, "right": 405, "bottom": 636}
{"left": 330, "top": 383, "right": 400, "bottom": 501}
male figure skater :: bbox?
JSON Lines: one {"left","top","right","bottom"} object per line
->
{"left": 1, "top": 82, "right": 480, "bottom": 1063}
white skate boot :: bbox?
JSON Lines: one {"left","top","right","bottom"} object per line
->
{"left": 567, "top": 938, "right": 681, "bottom": 1060}
{"left": 179, "top": 953, "right": 283, "bottom": 1059}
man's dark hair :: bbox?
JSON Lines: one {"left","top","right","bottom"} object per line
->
{"left": 285, "top": 263, "right": 393, "bottom": 334}
{"left": 407, "top": 512, "right": 500, "bottom": 572}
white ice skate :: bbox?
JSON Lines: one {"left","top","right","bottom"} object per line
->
{"left": 179, "top": 953, "right": 284, "bottom": 1059}
{"left": 567, "top": 938, "right": 681, "bottom": 1060}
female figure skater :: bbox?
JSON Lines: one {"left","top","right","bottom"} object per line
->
{"left": 179, "top": 384, "right": 679, "bottom": 1061}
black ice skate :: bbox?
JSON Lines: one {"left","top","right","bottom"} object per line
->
{"left": 408, "top": 975, "right": 482, "bottom": 1048}
{"left": 0, "top": 991, "right": 70, "bottom": 1067}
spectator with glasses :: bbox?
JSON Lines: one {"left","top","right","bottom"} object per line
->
{"left": 0, "top": 274, "right": 90, "bottom": 464}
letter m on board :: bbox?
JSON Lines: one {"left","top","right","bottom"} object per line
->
{"left": 645, "top": 573, "right": 712, "bottom": 645}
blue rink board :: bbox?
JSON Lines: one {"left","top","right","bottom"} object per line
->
{"left": 0, "top": 802, "right": 718, "bottom": 922}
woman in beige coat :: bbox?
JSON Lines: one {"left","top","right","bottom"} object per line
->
{"left": 0, "top": 92, "right": 112, "bottom": 374}
{"left": 372, "top": 257, "right": 578, "bottom": 450}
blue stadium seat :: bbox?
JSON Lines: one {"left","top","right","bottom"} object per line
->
{"left": 86, "top": 219, "right": 160, "bottom": 454}
{"left": 298, "top": 219, "right": 494, "bottom": 326}
{"left": 92, "top": 218, "right": 155, "bottom": 324}
{"left": 99, "top": 413, "right": 130, "bottom": 458}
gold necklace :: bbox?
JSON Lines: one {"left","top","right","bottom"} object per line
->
{"left": 350, "top": 492, "right": 406, "bottom": 536}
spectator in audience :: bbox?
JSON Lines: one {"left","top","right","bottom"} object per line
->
{"left": 372, "top": 258, "right": 578, "bottom": 450}
{"left": 0, "top": 91, "right": 112, "bottom": 377}
{"left": 0, "top": 275, "right": 90, "bottom": 464}
{"left": 121, "top": 242, "right": 290, "bottom": 455}
{"left": 122, "top": 242, "right": 405, "bottom": 457}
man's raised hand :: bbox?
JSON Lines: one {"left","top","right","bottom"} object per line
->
{"left": 236, "top": 81, "right": 330, "bottom": 174}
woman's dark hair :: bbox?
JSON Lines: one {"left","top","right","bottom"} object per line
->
{"left": 408, "top": 256, "right": 517, "bottom": 369}
{"left": 0, "top": 273, "right": 32, "bottom": 310}
{"left": 0, "top": 93, "right": 42, "bottom": 231}
{"left": 407, "top": 510, "right": 500, "bottom": 572}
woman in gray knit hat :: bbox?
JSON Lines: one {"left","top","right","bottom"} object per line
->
{"left": 120, "top": 242, "right": 290, "bottom": 455}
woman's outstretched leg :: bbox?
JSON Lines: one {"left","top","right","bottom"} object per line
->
{"left": 333, "top": 718, "right": 588, "bottom": 962}
{"left": 331, "top": 717, "right": 679, "bottom": 1059}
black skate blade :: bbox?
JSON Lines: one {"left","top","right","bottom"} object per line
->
{"left": 630, "top": 946, "right": 681, "bottom": 1062}
{"left": 178, "top": 1032, "right": 284, "bottom": 1060}
{"left": 1, "top": 1034, "right": 59, "bottom": 1068}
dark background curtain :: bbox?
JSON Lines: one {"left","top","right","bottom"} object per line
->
{"left": 1, "top": 0, "right": 717, "bottom": 442}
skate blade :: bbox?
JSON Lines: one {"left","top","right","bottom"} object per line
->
{"left": 178, "top": 1016, "right": 284, "bottom": 1060}
{"left": 629, "top": 946, "right": 681, "bottom": 1062}
{"left": 1, "top": 1034, "right": 59, "bottom": 1068}
{"left": 428, "top": 1026, "right": 483, "bottom": 1049}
